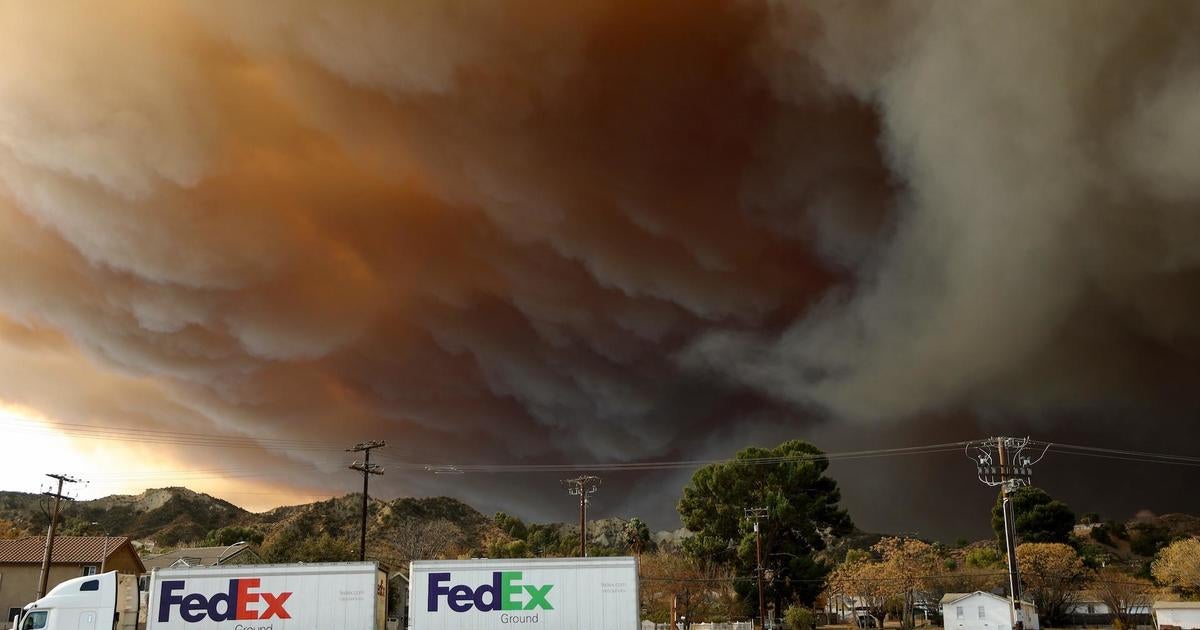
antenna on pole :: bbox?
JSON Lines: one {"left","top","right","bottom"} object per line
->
{"left": 561, "top": 476, "right": 601, "bottom": 557}
{"left": 965, "top": 437, "right": 1050, "bottom": 630}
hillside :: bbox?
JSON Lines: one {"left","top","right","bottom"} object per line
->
{"left": 0, "top": 487, "right": 637, "bottom": 565}
{"left": 13, "top": 487, "right": 1192, "bottom": 570}
{"left": 0, "top": 487, "right": 249, "bottom": 546}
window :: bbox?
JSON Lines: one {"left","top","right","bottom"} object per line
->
{"left": 956, "top": 606, "right": 964, "bottom": 620}
{"left": 1087, "top": 605, "right": 1095, "bottom": 614}
{"left": 80, "top": 579, "right": 100, "bottom": 592}
{"left": 81, "top": 565, "right": 99, "bottom": 576}
{"left": 8, "top": 608, "right": 21, "bottom": 623}
{"left": 21, "top": 611, "right": 48, "bottom": 630}
{"left": 979, "top": 606, "right": 986, "bottom": 619}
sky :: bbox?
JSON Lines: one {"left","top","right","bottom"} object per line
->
{"left": 2, "top": 0, "right": 1200, "bottom": 541}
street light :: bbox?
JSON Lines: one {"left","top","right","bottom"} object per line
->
{"left": 89, "top": 522, "right": 110, "bottom": 573}
{"left": 215, "top": 541, "right": 247, "bottom": 565}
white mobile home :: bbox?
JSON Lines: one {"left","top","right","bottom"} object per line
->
{"left": 941, "top": 592, "right": 1039, "bottom": 630}
{"left": 1154, "top": 601, "right": 1200, "bottom": 630}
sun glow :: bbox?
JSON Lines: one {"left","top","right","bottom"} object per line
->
{"left": 0, "top": 402, "right": 331, "bottom": 511}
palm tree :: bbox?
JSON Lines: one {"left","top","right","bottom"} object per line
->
{"left": 625, "top": 518, "right": 653, "bottom": 556}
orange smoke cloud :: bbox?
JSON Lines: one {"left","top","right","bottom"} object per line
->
{"left": 1, "top": 1, "right": 1198, "bottom": 533}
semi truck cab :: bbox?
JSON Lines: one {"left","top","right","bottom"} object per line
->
{"left": 16, "top": 571, "right": 139, "bottom": 630}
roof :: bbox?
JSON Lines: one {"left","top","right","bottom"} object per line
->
{"left": 143, "top": 544, "right": 259, "bottom": 570}
{"left": 1155, "top": 602, "right": 1200, "bottom": 610}
{"left": 0, "top": 536, "right": 143, "bottom": 572}
{"left": 940, "top": 591, "right": 1036, "bottom": 610}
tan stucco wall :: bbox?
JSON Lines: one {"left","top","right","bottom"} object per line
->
{"left": 1, "top": 565, "right": 86, "bottom": 625}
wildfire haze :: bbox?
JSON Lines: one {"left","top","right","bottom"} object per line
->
{"left": 2, "top": 1, "right": 1199, "bottom": 538}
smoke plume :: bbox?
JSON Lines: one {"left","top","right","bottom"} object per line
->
{"left": 2, "top": 0, "right": 1198, "bottom": 536}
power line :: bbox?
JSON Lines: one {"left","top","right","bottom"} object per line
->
{"left": 382, "top": 443, "right": 970, "bottom": 473}
{"left": 16, "top": 413, "right": 1200, "bottom": 474}
{"left": 3, "top": 418, "right": 348, "bottom": 452}
{"left": 1030, "top": 441, "right": 1200, "bottom": 467}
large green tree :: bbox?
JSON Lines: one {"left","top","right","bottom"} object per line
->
{"left": 991, "top": 487, "right": 1074, "bottom": 545}
{"left": 677, "top": 440, "right": 853, "bottom": 611}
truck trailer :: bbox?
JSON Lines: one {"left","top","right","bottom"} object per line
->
{"left": 408, "top": 557, "right": 638, "bottom": 630}
{"left": 15, "top": 561, "right": 389, "bottom": 630}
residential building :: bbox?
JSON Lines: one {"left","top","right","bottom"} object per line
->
{"left": 141, "top": 542, "right": 262, "bottom": 570}
{"left": 0, "top": 535, "right": 143, "bottom": 628}
{"left": 941, "top": 592, "right": 1040, "bottom": 630}
{"left": 1066, "top": 591, "right": 1152, "bottom": 626}
{"left": 1154, "top": 601, "right": 1200, "bottom": 630}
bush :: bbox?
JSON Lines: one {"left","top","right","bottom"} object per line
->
{"left": 785, "top": 605, "right": 815, "bottom": 630}
{"left": 1130, "top": 523, "right": 1172, "bottom": 557}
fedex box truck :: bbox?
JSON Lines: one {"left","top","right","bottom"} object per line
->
{"left": 17, "top": 561, "right": 388, "bottom": 630}
{"left": 408, "top": 557, "right": 638, "bottom": 630}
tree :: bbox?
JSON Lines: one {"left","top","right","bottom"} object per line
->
{"left": 828, "top": 557, "right": 890, "bottom": 629}
{"left": 962, "top": 546, "right": 1004, "bottom": 569}
{"left": 1131, "top": 522, "right": 1173, "bottom": 557}
{"left": 678, "top": 440, "right": 853, "bottom": 610}
{"left": 873, "top": 537, "right": 938, "bottom": 629}
{"left": 294, "top": 533, "right": 357, "bottom": 562}
{"left": 1016, "top": 543, "right": 1088, "bottom": 626}
{"left": 261, "top": 531, "right": 356, "bottom": 563}
{"left": 639, "top": 551, "right": 743, "bottom": 627}
{"left": 494, "top": 512, "right": 528, "bottom": 540}
{"left": 203, "top": 525, "right": 265, "bottom": 547}
{"left": 387, "top": 518, "right": 463, "bottom": 565}
{"left": 1152, "top": 537, "right": 1200, "bottom": 599}
{"left": 0, "top": 519, "right": 24, "bottom": 540}
{"left": 625, "top": 518, "right": 654, "bottom": 556}
{"left": 1093, "top": 568, "right": 1156, "bottom": 630}
{"left": 991, "top": 487, "right": 1074, "bottom": 545}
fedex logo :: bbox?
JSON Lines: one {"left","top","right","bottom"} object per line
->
{"left": 158, "top": 579, "right": 292, "bottom": 623}
{"left": 428, "top": 572, "right": 553, "bottom": 612}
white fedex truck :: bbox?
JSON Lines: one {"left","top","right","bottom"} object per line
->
{"left": 408, "top": 557, "right": 638, "bottom": 630}
{"left": 15, "top": 561, "right": 388, "bottom": 630}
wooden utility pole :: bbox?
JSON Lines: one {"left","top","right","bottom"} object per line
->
{"left": 561, "top": 476, "right": 601, "bottom": 557}
{"left": 37, "top": 474, "right": 80, "bottom": 598}
{"left": 745, "top": 507, "right": 769, "bottom": 630}
{"left": 997, "top": 438, "right": 1023, "bottom": 630}
{"left": 348, "top": 440, "right": 386, "bottom": 561}
{"left": 967, "top": 437, "right": 1045, "bottom": 630}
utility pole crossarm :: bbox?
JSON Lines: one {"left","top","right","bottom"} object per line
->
{"left": 349, "top": 462, "right": 385, "bottom": 475}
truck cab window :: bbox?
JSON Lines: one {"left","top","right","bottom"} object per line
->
{"left": 80, "top": 579, "right": 99, "bottom": 592}
{"left": 21, "top": 611, "right": 48, "bottom": 630}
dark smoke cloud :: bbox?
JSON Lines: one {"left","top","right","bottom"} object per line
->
{"left": 1, "top": 0, "right": 1198, "bottom": 538}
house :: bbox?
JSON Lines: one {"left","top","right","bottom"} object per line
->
{"left": 142, "top": 542, "right": 263, "bottom": 570}
{"left": 1066, "top": 591, "right": 1152, "bottom": 626}
{"left": 0, "top": 535, "right": 144, "bottom": 627}
{"left": 1154, "top": 601, "right": 1200, "bottom": 630}
{"left": 941, "top": 592, "right": 1040, "bottom": 630}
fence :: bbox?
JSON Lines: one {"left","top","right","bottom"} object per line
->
{"left": 642, "top": 621, "right": 755, "bottom": 630}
